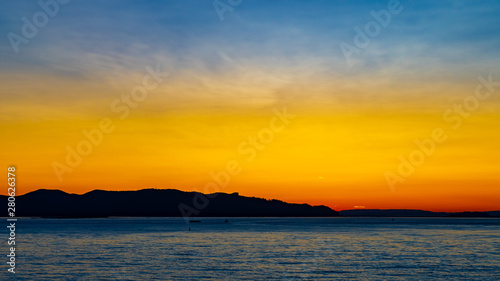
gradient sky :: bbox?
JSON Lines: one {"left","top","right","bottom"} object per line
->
{"left": 1, "top": 0, "right": 500, "bottom": 211}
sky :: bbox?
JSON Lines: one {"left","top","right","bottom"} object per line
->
{"left": 1, "top": 0, "right": 500, "bottom": 212}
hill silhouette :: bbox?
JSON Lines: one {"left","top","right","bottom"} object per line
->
{"left": 2, "top": 189, "right": 339, "bottom": 218}
{"left": 340, "top": 209, "right": 499, "bottom": 217}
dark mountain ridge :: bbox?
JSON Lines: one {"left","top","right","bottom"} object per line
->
{"left": 2, "top": 189, "right": 338, "bottom": 218}
{"left": 340, "top": 209, "right": 500, "bottom": 217}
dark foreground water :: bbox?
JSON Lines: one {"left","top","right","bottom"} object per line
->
{"left": 2, "top": 217, "right": 499, "bottom": 280}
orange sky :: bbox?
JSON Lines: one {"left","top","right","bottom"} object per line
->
{"left": 1, "top": 70, "right": 499, "bottom": 212}
{"left": 1, "top": 1, "right": 500, "bottom": 212}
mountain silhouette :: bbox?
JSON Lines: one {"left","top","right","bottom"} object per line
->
{"left": 2, "top": 189, "right": 339, "bottom": 218}
{"left": 340, "top": 209, "right": 499, "bottom": 217}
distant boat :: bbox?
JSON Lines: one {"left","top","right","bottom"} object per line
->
{"left": 189, "top": 220, "right": 201, "bottom": 223}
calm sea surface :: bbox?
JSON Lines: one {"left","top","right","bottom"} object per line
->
{"left": 2, "top": 217, "right": 499, "bottom": 280}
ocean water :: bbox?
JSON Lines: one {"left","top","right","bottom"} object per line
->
{"left": 2, "top": 217, "right": 499, "bottom": 280}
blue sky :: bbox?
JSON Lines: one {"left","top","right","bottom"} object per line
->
{"left": 1, "top": 0, "right": 499, "bottom": 78}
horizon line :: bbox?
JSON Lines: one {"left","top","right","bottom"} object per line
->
{"left": 4, "top": 187, "right": 499, "bottom": 213}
